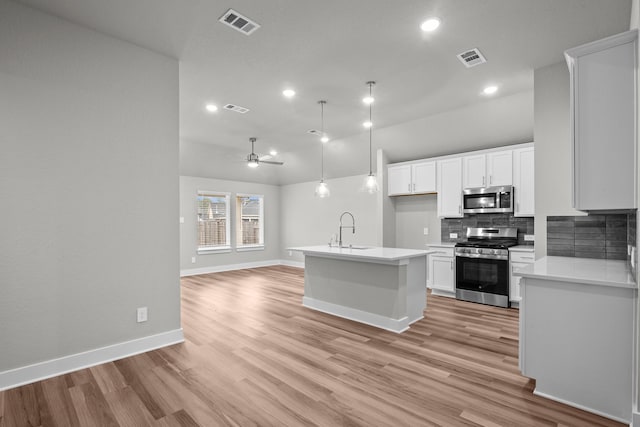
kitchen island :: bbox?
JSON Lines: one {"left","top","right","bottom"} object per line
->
{"left": 288, "top": 246, "right": 429, "bottom": 333}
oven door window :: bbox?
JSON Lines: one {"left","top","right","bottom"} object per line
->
{"left": 464, "top": 194, "right": 496, "bottom": 210}
{"left": 455, "top": 257, "right": 509, "bottom": 295}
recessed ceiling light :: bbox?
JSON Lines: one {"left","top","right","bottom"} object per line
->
{"left": 269, "top": 150, "right": 277, "bottom": 156}
{"left": 363, "top": 120, "right": 373, "bottom": 129}
{"left": 483, "top": 85, "right": 498, "bottom": 95}
{"left": 282, "top": 89, "right": 296, "bottom": 98}
{"left": 362, "top": 96, "right": 375, "bottom": 105}
{"left": 420, "top": 17, "right": 440, "bottom": 32}
{"left": 205, "top": 103, "right": 218, "bottom": 112}
{"left": 321, "top": 135, "right": 329, "bottom": 143}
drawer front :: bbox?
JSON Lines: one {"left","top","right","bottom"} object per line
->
{"left": 510, "top": 251, "right": 535, "bottom": 263}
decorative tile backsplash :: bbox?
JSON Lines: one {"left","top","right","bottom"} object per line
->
{"left": 441, "top": 214, "right": 534, "bottom": 245}
{"left": 547, "top": 214, "right": 634, "bottom": 260}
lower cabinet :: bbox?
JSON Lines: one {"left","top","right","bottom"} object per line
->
{"left": 510, "top": 250, "right": 535, "bottom": 306}
{"left": 427, "top": 246, "right": 455, "bottom": 297}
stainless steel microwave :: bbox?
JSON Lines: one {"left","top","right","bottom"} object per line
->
{"left": 463, "top": 186, "right": 514, "bottom": 214}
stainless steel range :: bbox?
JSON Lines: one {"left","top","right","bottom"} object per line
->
{"left": 454, "top": 227, "right": 518, "bottom": 308}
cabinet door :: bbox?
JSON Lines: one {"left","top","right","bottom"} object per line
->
{"left": 513, "top": 147, "right": 535, "bottom": 217}
{"left": 412, "top": 161, "right": 436, "bottom": 193}
{"left": 463, "top": 154, "right": 486, "bottom": 188}
{"left": 487, "top": 150, "right": 513, "bottom": 186}
{"left": 437, "top": 158, "right": 463, "bottom": 218}
{"left": 388, "top": 165, "right": 412, "bottom": 195}
{"left": 430, "top": 256, "right": 454, "bottom": 293}
{"left": 567, "top": 31, "right": 637, "bottom": 210}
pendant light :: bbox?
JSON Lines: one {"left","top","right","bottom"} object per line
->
{"left": 363, "top": 81, "right": 378, "bottom": 193}
{"left": 315, "top": 100, "right": 330, "bottom": 198}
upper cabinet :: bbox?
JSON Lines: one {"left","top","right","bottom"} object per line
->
{"left": 388, "top": 161, "right": 436, "bottom": 196}
{"left": 462, "top": 151, "right": 512, "bottom": 189}
{"left": 565, "top": 30, "right": 637, "bottom": 211}
{"left": 513, "top": 147, "right": 535, "bottom": 217}
{"left": 437, "top": 157, "right": 463, "bottom": 218}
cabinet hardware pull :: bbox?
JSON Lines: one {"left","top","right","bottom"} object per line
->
{"left": 413, "top": 183, "right": 416, "bottom": 191}
{"left": 482, "top": 176, "right": 485, "bottom": 186}
{"left": 458, "top": 205, "right": 461, "bottom": 214}
{"left": 490, "top": 175, "right": 492, "bottom": 185}
{"left": 408, "top": 183, "right": 411, "bottom": 192}
{"left": 450, "top": 260, "right": 453, "bottom": 269}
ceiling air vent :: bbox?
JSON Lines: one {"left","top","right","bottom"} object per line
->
{"left": 223, "top": 104, "right": 250, "bottom": 114}
{"left": 457, "top": 48, "right": 487, "bottom": 68}
{"left": 219, "top": 9, "right": 260, "bottom": 35}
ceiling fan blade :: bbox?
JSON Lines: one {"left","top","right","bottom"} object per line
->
{"left": 260, "top": 160, "right": 284, "bottom": 165}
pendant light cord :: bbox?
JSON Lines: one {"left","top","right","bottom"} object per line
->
{"left": 320, "top": 100, "right": 326, "bottom": 181}
{"left": 368, "top": 83, "right": 373, "bottom": 175}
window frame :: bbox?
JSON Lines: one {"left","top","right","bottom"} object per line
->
{"left": 235, "top": 193, "right": 265, "bottom": 251}
{"left": 196, "top": 190, "right": 231, "bottom": 254}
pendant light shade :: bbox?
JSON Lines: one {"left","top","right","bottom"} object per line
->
{"left": 315, "top": 100, "right": 330, "bottom": 198}
{"left": 363, "top": 81, "right": 378, "bottom": 194}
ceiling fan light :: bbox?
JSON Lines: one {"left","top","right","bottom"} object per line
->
{"left": 321, "top": 135, "right": 329, "bottom": 143}
{"left": 247, "top": 160, "right": 259, "bottom": 168}
{"left": 363, "top": 120, "right": 373, "bottom": 129}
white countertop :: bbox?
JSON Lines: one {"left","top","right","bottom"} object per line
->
{"left": 288, "top": 245, "right": 428, "bottom": 262}
{"left": 514, "top": 256, "right": 637, "bottom": 289}
{"left": 509, "top": 245, "right": 535, "bottom": 252}
{"left": 425, "top": 242, "right": 456, "bottom": 248}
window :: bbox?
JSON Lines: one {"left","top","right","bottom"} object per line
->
{"left": 197, "top": 191, "right": 230, "bottom": 253}
{"left": 236, "top": 194, "right": 264, "bottom": 250}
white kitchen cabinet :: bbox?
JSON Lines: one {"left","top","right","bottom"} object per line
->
{"left": 565, "top": 29, "right": 637, "bottom": 211}
{"left": 387, "top": 164, "right": 411, "bottom": 195}
{"left": 437, "top": 158, "right": 463, "bottom": 218}
{"left": 487, "top": 150, "right": 513, "bottom": 187}
{"left": 387, "top": 161, "right": 436, "bottom": 196}
{"left": 513, "top": 147, "right": 535, "bottom": 217}
{"left": 463, "top": 150, "right": 512, "bottom": 189}
{"left": 427, "top": 246, "right": 455, "bottom": 297}
{"left": 462, "top": 154, "right": 486, "bottom": 188}
{"left": 509, "top": 249, "right": 535, "bottom": 305}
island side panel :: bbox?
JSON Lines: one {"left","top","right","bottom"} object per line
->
{"left": 406, "top": 255, "right": 427, "bottom": 324}
{"left": 520, "top": 277, "right": 635, "bottom": 423}
{"left": 303, "top": 255, "right": 408, "bottom": 332}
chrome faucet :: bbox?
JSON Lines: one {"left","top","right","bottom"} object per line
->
{"left": 338, "top": 211, "right": 355, "bottom": 247}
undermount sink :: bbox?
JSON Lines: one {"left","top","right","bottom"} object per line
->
{"left": 339, "top": 245, "right": 371, "bottom": 250}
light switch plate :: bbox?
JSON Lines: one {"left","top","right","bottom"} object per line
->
{"left": 179, "top": 217, "right": 185, "bottom": 224}
{"left": 449, "top": 233, "right": 458, "bottom": 239}
{"left": 423, "top": 228, "right": 429, "bottom": 235}
{"left": 524, "top": 234, "right": 535, "bottom": 241}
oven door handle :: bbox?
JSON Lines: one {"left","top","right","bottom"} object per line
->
{"left": 455, "top": 253, "right": 509, "bottom": 261}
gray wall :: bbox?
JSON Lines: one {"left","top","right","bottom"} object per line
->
{"left": 0, "top": 1, "right": 180, "bottom": 371}
{"left": 180, "top": 176, "right": 281, "bottom": 271}
{"left": 533, "top": 61, "right": 586, "bottom": 258}
{"left": 280, "top": 176, "right": 378, "bottom": 263}
{"left": 394, "top": 195, "right": 442, "bottom": 249}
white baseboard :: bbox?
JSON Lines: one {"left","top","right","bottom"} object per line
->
{"left": 533, "top": 389, "right": 630, "bottom": 425}
{"left": 0, "top": 328, "right": 184, "bottom": 391}
{"left": 431, "top": 289, "right": 456, "bottom": 298}
{"left": 303, "top": 296, "right": 409, "bottom": 333}
{"left": 181, "top": 259, "right": 283, "bottom": 276}
{"left": 280, "top": 259, "right": 304, "bottom": 268}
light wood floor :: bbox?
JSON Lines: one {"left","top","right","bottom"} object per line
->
{"left": 0, "top": 265, "right": 624, "bottom": 426}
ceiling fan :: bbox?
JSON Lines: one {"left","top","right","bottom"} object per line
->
{"left": 246, "top": 137, "right": 284, "bottom": 168}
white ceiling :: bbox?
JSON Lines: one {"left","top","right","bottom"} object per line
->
{"left": 18, "top": 0, "right": 632, "bottom": 185}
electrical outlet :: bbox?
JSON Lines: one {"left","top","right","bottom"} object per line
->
{"left": 137, "top": 307, "right": 148, "bottom": 323}
{"left": 191, "top": 256, "right": 196, "bottom": 264}
{"left": 524, "top": 234, "right": 535, "bottom": 242}
{"left": 423, "top": 227, "right": 429, "bottom": 235}
{"left": 449, "top": 233, "right": 458, "bottom": 239}
{"left": 179, "top": 216, "right": 185, "bottom": 224}
{"left": 288, "top": 250, "right": 292, "bottom": 256}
